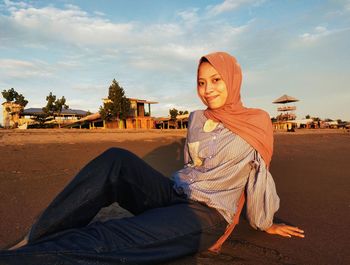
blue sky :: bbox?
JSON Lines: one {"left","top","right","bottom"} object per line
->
{"left": 1, "top": 0, "right": 349, "bottom": 124}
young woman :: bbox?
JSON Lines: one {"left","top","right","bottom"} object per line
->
{"left": 0, "top": 52, "right": 304, "bottom": 264}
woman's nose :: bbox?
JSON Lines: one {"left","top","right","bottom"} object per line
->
{"left": 205, "top": 82, "right": 214, "bottom": 94}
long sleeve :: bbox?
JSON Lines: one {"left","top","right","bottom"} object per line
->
{"left": 183, "top": 113, "right": 193, "bottom": 166}
{"left": 246, "top": 153, "right": 280, "bottom": 231}
{"left": 183, "top": 133, "right": 191, "bottom": 166}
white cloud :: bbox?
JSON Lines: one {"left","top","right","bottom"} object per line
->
{"left": 344, "top": 0, "right": 350, "bottom": 11}
{"left": 298, "top": 25, "right": 350, "bottom": 48}
{"left": 94, "top": 11, "right": 106, "bottom": 16}
{"left": 0, "top": 2, "right": 248, "bottom": 63}
{"left": 4, "top": 0, "right": 30, "bottom": 8}
{"left": 177, "top": 8, "right": 199, "bottom": 26}
{"left": 207, "top": 0, "right": 263, "bottom": 16}
{"left": 0, "top": 59, "right": 53, "bottom": 78}
{"left": 299, "top": 26, "right": 330, "bottom": 42}
{"left": 3, "top": 5, "right": 134, "bottom": 46}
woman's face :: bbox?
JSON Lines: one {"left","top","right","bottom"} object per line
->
{"left": 197, "top": 62, "right": 228, "bottom": 109}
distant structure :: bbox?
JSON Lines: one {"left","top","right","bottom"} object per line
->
{"left": 2, "top": 102, "right": 23, "bottom": 128}
{"left": 125, "top": 98, "right": 158, "bottom": 129}
{"left": 65, "top": 98, "right": 158, "bottom": 129}
{"left": 2, "top": 100, "right": 88, "bottom": 128}
{"left": 21, "top": 108, "right": 87, "bottom": 128}
{"left": 272, "top": 94, "right": 299, "bottom": 131}
{"left": 154, "top": 113, "right": 189, "bottom": 129}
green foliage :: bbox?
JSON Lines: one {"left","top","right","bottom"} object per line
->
{"left": 2, "top": 88, "right": 17, "bottom": 102}
{"left": 15, "top": 94, "right": 28, "bottom": 107}
{"left": 169, "top": 108, "right": 178, "bottom": 121}
{"left": 33, "top": 114, "right": 49, "bottom": 125}
{"left": 1, "top": 88, "right": 28, "bottom": 107}
{"left": 178, "top": 110, "right": 189, "bottom": 115}
{"left": 42, "top": 92, "right": 69, "bottom": 116}
{"left": 99, "top": 79, "right": 131, "bottom": 121}
{"left": 169, "top": 109, "right": 188, "bottom": 120}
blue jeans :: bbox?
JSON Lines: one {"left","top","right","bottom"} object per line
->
{"left": 0, "top": 148, "right": 227, "bottom": 264}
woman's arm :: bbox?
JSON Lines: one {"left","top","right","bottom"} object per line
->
{"left": 246, "top": 153, "right": 305, "bottom": 238}
{"left": 246, "top": 157, "right": 280, "bottom": 231}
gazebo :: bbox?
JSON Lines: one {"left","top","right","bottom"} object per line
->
{"left": 272, "top": 94, "right": 299, "bottom": 131}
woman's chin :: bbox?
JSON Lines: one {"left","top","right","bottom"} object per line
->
{"left": 207, "top": 103, "right": 224, "bottom": 110}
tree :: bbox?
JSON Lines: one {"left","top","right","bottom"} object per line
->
{"left": 1, "top": 88, "right": 28, "bottom": 107}
{"left": 42, "top": 92, "right": 69, "bottom": 128}
{"left": 170, "top": 109, "right": 189, "bottom": 120}
{"left": 169, "top": 108, "right": 179, "bottom": 121}
{"left": 2, "top": 88, "right": 18, "bottom": 102}
{"left": 305, "top": 114, "right": 310, "bottom": 119}
{"left": 1, "top": 88, "right": 28, "bottom": 128}
{"left": 99, "top": 79, "right": 131, "bottom": 122}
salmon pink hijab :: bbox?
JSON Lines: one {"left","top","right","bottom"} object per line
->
{"left": 200, "top": 52, "right": 273, "bottom": 166}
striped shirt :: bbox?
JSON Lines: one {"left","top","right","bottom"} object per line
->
{"left": 172, "top": 110, "right": 280, "bottom": 230}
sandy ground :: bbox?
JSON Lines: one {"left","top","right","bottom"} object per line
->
{"left": 0, "top": 128, "right": 349, "bottom": 265}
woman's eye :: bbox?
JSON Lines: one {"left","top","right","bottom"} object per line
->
{"left": 198, "top": 81, "right": 204, "bottom": 86}
{"left": 213, "top": 78, "right": 220, "bottom": 83}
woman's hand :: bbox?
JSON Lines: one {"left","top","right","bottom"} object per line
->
{"left": 265, "top": 223, "right": 305, "bottom": 238}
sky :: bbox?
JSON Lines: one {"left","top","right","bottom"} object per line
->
{"left": 1, "top": 0, "right": 349, "bottom": 125}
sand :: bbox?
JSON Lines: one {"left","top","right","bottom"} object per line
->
{"left": 0, "top": 128, "right": 349, "bottom": 265}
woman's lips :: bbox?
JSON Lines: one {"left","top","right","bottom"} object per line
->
{"left": 205, "top": 95, "right": 218, "bottom": 102}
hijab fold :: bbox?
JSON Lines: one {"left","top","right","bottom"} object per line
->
{"left": 200, "top": 52, "right": 273, "bottom": 166}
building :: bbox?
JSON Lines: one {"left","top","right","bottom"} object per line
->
{"left": 123, "top": 98, "right": 158, "bottom": 129}
{"left": 272, "top": 94, "right": 299, "bottom": 131}
{"left": 2, "top": 97, "right": 159, "bottom": 130}
{"left": 154, "top": 113, "right": 189, "bottom": 129}
{"left": 1, "top": 102, "right": 88, "bottom": 128}
{"left": 2, "top": 102, "right": 23, "bottom": 128}
{"left": 66, "top": 98, "right": 158, "bottom": 129}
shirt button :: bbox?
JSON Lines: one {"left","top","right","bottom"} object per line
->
{"left": 213, "top": 136, "right": 217, "bottom": 140}
{"left": 190, "top": 178, "right": 193, "bottom": 182}
{"left": 209, "top": 156, "right": 212, "bottom": 159}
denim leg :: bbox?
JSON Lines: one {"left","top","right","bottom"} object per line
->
{"left": 0, "top": 201, "right": 227, "bottom": 265}
{"left": 27, "top": 148, "right": 182, "bottom": 243}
